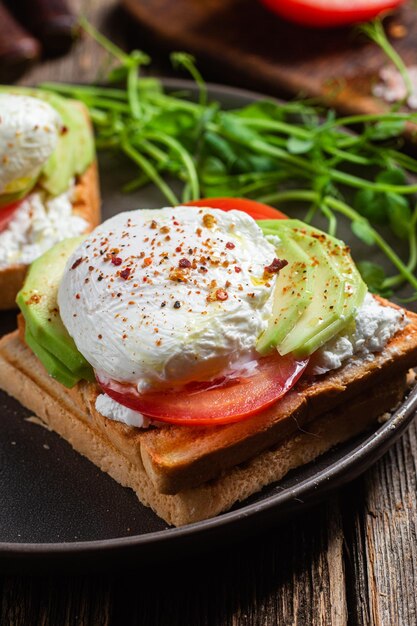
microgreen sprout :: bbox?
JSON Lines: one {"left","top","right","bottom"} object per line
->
{"left": 359, "top": 19, "right": 413, "bottom": 107}
{"left": 41, "top": 19, "right": 417, "bottom": 300}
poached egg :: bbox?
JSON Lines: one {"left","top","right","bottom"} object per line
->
{"left": 58, "top": 206, "right": 279, "bottom": 389}
{"left": 0, "top": 94, "right": 62, "bottom": 196}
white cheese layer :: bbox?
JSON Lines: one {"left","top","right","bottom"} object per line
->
{"left": 95, "top": 393, "right": 150, "bottom": 428}
{"left": 0, "top": 94, "right": 62, "bottom": 195}
{"left": 59, "top": 206, "right": 278, "bottom": 387}
{"left": 96, "top": 294, "right": 407, "bottom": 428}
{"left": 311, "top": 293, "right": 406, "bottom": 375}
{"left": 0, "top": 184, "right": 88, "bottom": 269}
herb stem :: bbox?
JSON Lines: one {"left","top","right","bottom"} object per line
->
{"left": 78, "top": 17, "right": 128, "bottom": 64}
{"left": 144, "top": 132, "right": 200, "bottom": 200}
{"left": 121, "top": 139, "right": 179, "bottom": 205}
{"left": 324, "top": 196, "right": 417, "bottom": 291}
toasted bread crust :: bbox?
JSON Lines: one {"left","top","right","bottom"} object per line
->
{"left": 0, "top": 160, "right": 100, "bottom": 311}
{"left": 0, "top": 328, "right": 410, "bottom": 526}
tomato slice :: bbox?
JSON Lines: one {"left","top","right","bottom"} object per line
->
{"left": 97, "top": 354, "right": 308, "bottom": 426}
{"left": 184, "top": 197, "right": 287, "bottom": 220}
{"left": 0, "top": 199, "right": 23, "bottom": 233}
{"left": 260, "top": 0, "right": 405, "bottom": 28}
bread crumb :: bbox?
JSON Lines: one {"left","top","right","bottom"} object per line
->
{"left": 377, "top": 412, "right": 392, "bottom": 424}
{"left": 25, "top": 415, "right": 52, "bottom": 431}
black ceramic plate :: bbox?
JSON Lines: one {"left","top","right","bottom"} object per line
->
{"left": 1, "top": 80, "right": 416, "bottom": 571}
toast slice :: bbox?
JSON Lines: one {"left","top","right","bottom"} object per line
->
{"left": 0, "top": 300, "right": 416, "bottom": 526}
{"left": 0, "top": 160, "right": 100, "bottom": 310}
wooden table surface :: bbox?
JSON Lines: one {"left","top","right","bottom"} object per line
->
{"left": 2, "top": 1, "right": 417, "bottom": 624}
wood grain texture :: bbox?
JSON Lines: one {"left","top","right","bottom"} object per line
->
{"left": 1, "top": 0, "right": 417, "bottom": 624}
{"left": 343, "top": 420, "right": 417, "bottom": 626}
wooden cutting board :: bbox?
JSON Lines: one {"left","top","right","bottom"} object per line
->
{"left": 121, "top": 0, "right": 417, "bottom": 116}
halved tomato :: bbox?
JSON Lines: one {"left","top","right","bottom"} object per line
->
{"left": 0, "top": 199, "right": 23, "bottom": 233}
{"left": 97, "top": 354, "right": 308, "bottom": 426}
{"left": 260, "top": 0, "right": 405, "bottom": 28}
{"left": 184, "top": 197, "right": 287, "bottom": 220}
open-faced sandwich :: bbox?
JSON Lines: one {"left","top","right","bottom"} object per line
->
{"left": 0, "top": 87, "right": 100, "bottom": 309}
{"left": 0, "top": 198, "right": 416, "bottom": 526}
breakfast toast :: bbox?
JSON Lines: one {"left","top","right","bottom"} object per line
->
{"left": 0, "top": 161, "right": 100, "bottom": 310}
{"left": 1, "top": 298, "right": 416, "bottom": 526}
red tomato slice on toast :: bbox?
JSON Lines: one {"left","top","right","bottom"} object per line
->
{"left": 260, "top": 0, "right": 405, "bottom": 28}
{"left": 97, "top": 354, "right": 308, "bottom": 426}
{"left": 0, "top": 199, "right": 23, "bottom": 233}
{"left": 184, "top": 197, "right": 287, "bottom": 220}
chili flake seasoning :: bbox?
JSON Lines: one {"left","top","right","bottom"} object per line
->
{"left": 264, "top": 257, "right": 288, "bottom": 278}
{"left": 120, "top": 267, "right": 131, "bottom": 280}
{"left": 216, "top": 289, "right": 229, "bottom": 301}
{"left": 71, "top": 257, "right": 83, "bottom": 270}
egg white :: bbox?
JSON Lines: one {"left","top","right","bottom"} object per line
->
{"left": 0, "top": 94, "right": 61, "bottom": 195}
{"left": 59, "top": 206, "right": 278, "bottom": 387}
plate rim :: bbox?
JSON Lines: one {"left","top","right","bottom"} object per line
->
{"left": 1, "top": 381, "right": 416, "bottom": 558}
{"left": 1, "top": 77, "right": 416, "bottom": 559}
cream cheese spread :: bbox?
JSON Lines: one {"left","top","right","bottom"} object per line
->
{"left": 0, "top": 94, "right": 62, "bottom": 195}
{"left": 0, "top": 184, "right": 88, "bottom": 269}
{"left": 311, "top": 293, "right": 406, "bottom": 375}
{"left": 59, "top": 206, "right": 278, "bottom": 388}
{"left": 95, "top": 393, "right": 150, "bottom": 428}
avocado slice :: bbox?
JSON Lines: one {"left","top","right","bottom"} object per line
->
{"left": 16, "top": 237, "right": 94, "bottom": 379}
{"left": 256, "top": 234, "right": 313, "bottom": 355}
{"left": 277, "top": 233, "right": 346, "bottom": 356}
{"left": 257, "top": 220, "right": 367, "bottom": 358}
{"left": 0, "top": 86, "right": 95, "bottom": 197}
{"left": 40, "top": 95, "right": 94, "bottom": 196}
{"left": 24, "top": 327, "right": 80, "bottom": 388}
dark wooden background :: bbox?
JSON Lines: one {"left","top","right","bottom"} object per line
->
{"left": 1, "top": 1, "right": 417, "bottom": 624}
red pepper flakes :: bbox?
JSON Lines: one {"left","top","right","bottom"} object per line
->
{"left": 226, "top": 242, "right": 235, "bottom": 250}
{"left": 143, "top": 257, "right": 152, "bottom": 267}
{"left": 120, "top": 268, "right": 131, "bottom": 280}
{"left": 111, "top": 256, "right": 123, "bottom": 266}
{"left": 216, "top": 289, "right": 228, "bottom": 301}
{"left": 264, "top": 258, "right": 288, "bottom": 277}
{"left": 71, "top": 257, "right": 83, "bottom": 270}
{"left": 234, "top": 266, "right": 242, "bottom": 273}
{"left": 179, "top": 258, "right": 192, "bottom": 269}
